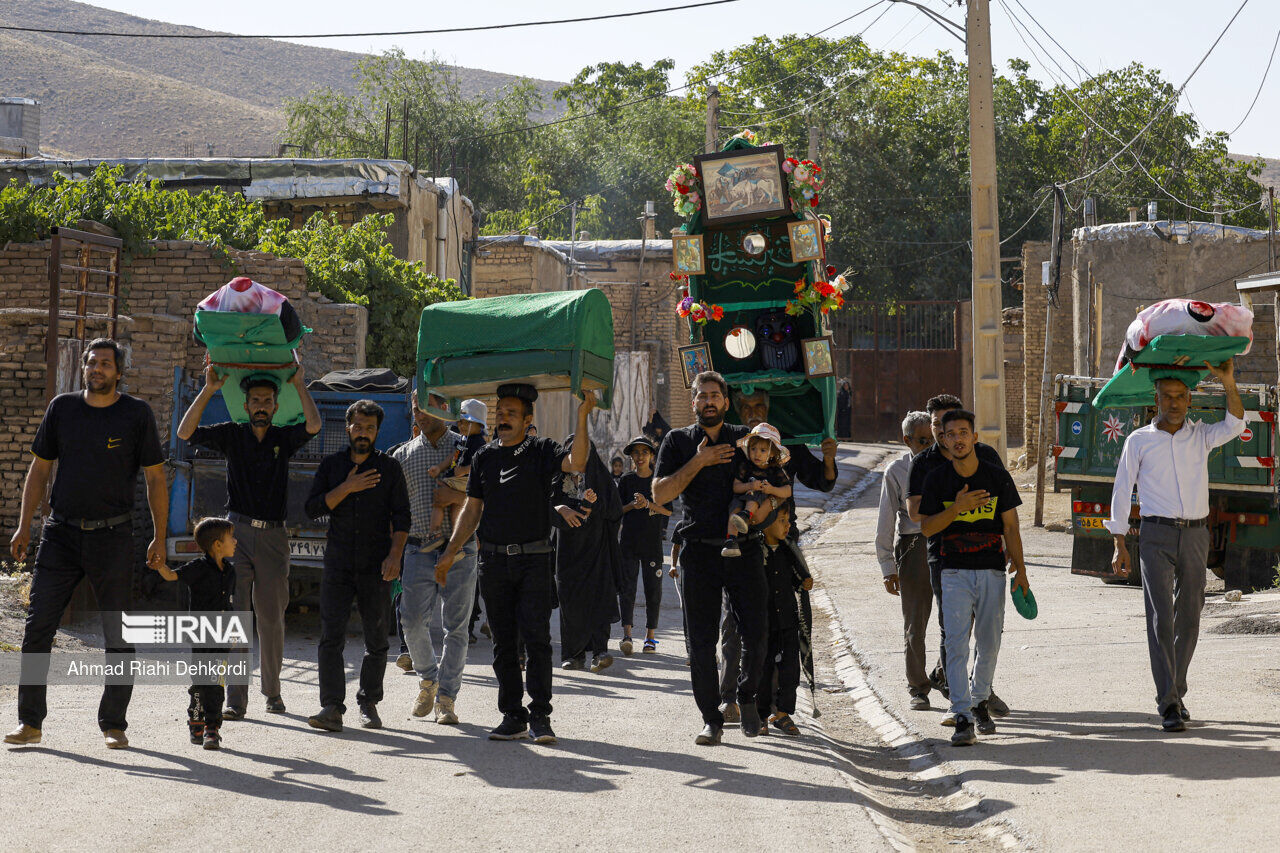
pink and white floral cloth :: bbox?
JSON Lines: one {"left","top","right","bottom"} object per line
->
{"left": 1115, "top": 298, "right": 1253, "bottom": 372}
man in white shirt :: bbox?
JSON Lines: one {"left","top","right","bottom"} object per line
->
{"left": 875, "top": 411, "right": 937, "bottom": 709}
{"left": 1107, "top": 360, "right": 1243, "bottom": 732}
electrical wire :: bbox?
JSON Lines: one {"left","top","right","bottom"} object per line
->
{"left": 0, "top": 0, "right": 746, "bottom": 39}
{"left": 447, "top": 1, "right": 889, "bottom": 146}
{"left": 1228, "top": 25, "right": 1280, "bottom": 136}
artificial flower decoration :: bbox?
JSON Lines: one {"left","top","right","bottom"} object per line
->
{"left": 665, "top": 164, "right": 702, "bottom": 216}
{"left": 785, "top": 275, "right": 846, "bottom": 321}
{"left": 677, "top": 294, "right": 725, "bottom": 327}
{"left": 784, "top": 157, "right": 825, "bottom": 210}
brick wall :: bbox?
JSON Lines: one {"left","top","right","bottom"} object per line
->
{"left": 0, "top": 239, "right": 367, "bottom": 533}
{"left": 1003, "top": 307, "right": 1025, "bottom": 445}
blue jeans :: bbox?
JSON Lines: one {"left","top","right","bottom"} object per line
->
{"left": 400, "top": 541, "right": 478, "bottom": 700}
{"left": 941, "top": 569, "right": 1006, "bottom": 718}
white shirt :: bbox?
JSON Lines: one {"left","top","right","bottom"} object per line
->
{"left": 875, "top": 450, "right": 922, "bottom": 577}
{"left": 1105, "top": 412, "right": 1244, "bottom": 534}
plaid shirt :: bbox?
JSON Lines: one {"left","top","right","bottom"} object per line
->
{"left": 391, "top": 430, "right": 456, "bottom": 541}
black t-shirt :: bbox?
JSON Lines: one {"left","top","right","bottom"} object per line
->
{"left": 173, "top": 554, "right": 238, "bottom": 611}
{"left": 455, "top": 432, "right": 486, "bottom": 470}
{"left": 919, "top": 459, "right": 1022, "bottom": 571}
{"left": 617, "top": 472, "right": 672, "bottom": 552}
{"left": 467, "top": 436, "right": 569, "bottom": 545}
{"left": 32, "top": 392, "right": 164, "bottom": 520}
{"left": 654, "top": 422, "right": 749, "bottom": 541}
{"left": 734, "top": 459, "right": 792, "bottom": 492}
{"left": 189, "top": 421, "right": 315, "bottom": 521}
{"left": 908, "top": 441, "right": 1005, "bottom": 566}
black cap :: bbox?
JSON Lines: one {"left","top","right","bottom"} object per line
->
{"left": 624, "top": 435, "right": 656, "bottom": 455}
{"left": 496, "top": 383, "right": 539, "bottom": 403}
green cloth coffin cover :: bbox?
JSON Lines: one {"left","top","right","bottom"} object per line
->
{"left": 1091, "top": 334, "right": 1249, "bottom": 409}
{"left": 193, "top": 309, "right": 311, "bottom": 425}
{"left": 416, "top": 289, "right": 615, "bottom": 409}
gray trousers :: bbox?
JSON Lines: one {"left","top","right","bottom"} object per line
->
{"left": 226, "top": 523, "right": 290, "bottom": 710}
{"left": 1138, "top": 523, "right": 1208, "bottom": 713}
{"left": 896, "top": 533, "right": 933, "bottom": 698}
{"left": 719, "top": 592, "right": 741, "bottom": 705}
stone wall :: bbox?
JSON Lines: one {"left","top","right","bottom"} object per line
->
{"left": 0, "top": 239, "right": 367, "bottom": 532}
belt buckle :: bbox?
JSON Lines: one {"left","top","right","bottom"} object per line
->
{"left": 505, "top": 544, "right": 521, "bottom": 556}
{"left": 79, "top": 519, "right": 94, "bottom": 531}
{"left": 251, "top": 518, "right": 269, "bottom": 529}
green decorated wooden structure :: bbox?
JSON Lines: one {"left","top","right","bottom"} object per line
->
{"left": 674, "top": 136, "right": 836, "bottom": 444}
{"left": 193, "top": 310, "right": 310, "bottom": 425}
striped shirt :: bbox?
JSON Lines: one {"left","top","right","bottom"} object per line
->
{"left": 391, "top": 430, "right": 455, "bottom": 542}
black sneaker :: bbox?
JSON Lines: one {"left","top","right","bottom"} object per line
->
{"left": 188, "top": 723, "right": 205, "bottom": 745}
{"left": 695, "top": 723, "right": 723, "bottom": 746}
{"left": 729, "top": 511, "right": 751, "bottom": 535}
{"left": 987, "top": 691, "right": 1010, "bottom": 717}
{"left": 720, "top": 538, "right": 742, "bottom": 558}
{"left": 202, "top": 729, "right": 222, "bottom": 750}
{"left": 222, "top": 706, "right": 246, "bottom": 721}
{"left": 359, "top": 704, "right": 382, "bottom": 729}
{"left": 974, "top": 700, "right": 996, "bottom": 735}
{"left": 951, "top": 714, "right": 977, "bottom": 746}
{"left": 1179, "top": 702, "right": 1191, "bottom": 722}
{"left": 529, "top": 716, "right": 557, "bottom": 745}
{"left": 590, "top": 653, "right": 613, "bottom": 673}
{"left": 265, "top": 696, "right": 286, "bottom": 714}
{"left": 1161, "top": 705, "right": 1186, "bottom": 732}
{"left": 561, "top": 657, "right": 585, "bottom": 671}
{"left": 740, "top": 702, "right": 763, "bottom": 738}
{"left": 928, "top": 665, "right": 950, "bottom": 700}
{"left": 489, "top": 714, "right": 529, "bottom": 741}
{"left": 307, "top": 705, "right": 343, "bottom": 733}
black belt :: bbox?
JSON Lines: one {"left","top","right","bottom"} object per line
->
{"left": 51, "top": 512, "right": 131, "bottom": 531}
{"left": 479, "top": 540, "right": 553, "bottom": 556}
{"left": 1141, "top": 515, "right": 1208, "bottom": 529}
{"left": 229, "top": 512, "right": 286, "bottom": 529}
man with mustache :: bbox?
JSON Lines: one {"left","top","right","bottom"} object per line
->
{"left": 7, "top": 339, "right": 167, "bottom": 749}
{"left": 435, "top": 384, "right": 596, "bottom": 745}
{"left": 304, "top": 400, "right": 411, "bottom": 732}
{"left": 177, "top": 364, "right": 321, "bottom": 718}
{"left": 654, "top": 371, "right": 768, "bottom": 745}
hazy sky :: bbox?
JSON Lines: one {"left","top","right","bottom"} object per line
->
{"left": 87, "top": 0, "right": 1279, "bottom": 158}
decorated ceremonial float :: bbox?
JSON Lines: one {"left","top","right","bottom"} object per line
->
{"left": 666, "top": 130, "right": 844, "bottom": 443}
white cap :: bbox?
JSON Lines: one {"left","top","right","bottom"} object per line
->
{"left": 459, "top": 398, "right": 487, "bottom": 426}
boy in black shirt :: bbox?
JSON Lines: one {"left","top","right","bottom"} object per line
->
{"left": 616, "top": 436, "right": 673, "bottom": 655}
{"left": 154, "top": 517, "right": 239, "bottom": 750}
{"left": 919, "top": 410, "right": 1029, "bottom": 747}
{"left": 754, "top": 504, "right": 812, "bottom": 737}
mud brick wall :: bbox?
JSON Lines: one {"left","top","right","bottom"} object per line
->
{"left": 1003, "top": 307, "right": 1025, "bottom": 445}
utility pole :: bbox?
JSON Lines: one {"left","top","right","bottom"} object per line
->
{"left": 1034, "top": 187, "right": 1064, "bottom": 527}
{"left": 966, "top": 0, "right": 1007, "bottom": 460}
{"left": 807, "top": 114, "right": 820, "bottom": 161}
{"left": 705, "top": 85, "right": 720, "bottom": 154}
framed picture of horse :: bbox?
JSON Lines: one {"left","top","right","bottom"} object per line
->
{"left": 695, "top": 144, "right": 790, "bottom": 225}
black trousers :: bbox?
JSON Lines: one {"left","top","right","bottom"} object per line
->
{"left": 679, "top": 540, "right": 768, "bottom": 726}
{"left": 756, "top": 627, "right": 801, "bottom": 717}
{"left": 18, "top": 519, "right": 135, "bottom": 732}
{"left": 929, "top": 556, "right": 948, "bottom": 680}
{"left": 187, "top": 658, "right": 225, "bottom": 731}
{"left": 318, "top": 566, "right": 389, "bottom": 713}
{"left": 479, "top": 551, "right": 555, "bottom": 721}
{"left": 619, "top": 546, "right": 663, "bottom": 630}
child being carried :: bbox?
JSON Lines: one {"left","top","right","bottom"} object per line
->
{"left": 722, "top": 422, "right": 792, "bottom": 557}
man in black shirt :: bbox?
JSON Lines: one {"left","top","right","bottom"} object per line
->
{"left": 716, "top": 388, "right": 838, "bottom": 720}
{"left": 176, "top": 362, "right": 321, "bottom": 718}
{"left": 654, "top": 371, "right": 768, "bottom": 746}
{"left": 907, "top": 393, "right": 1010, "bottom": 718}
{"left": 6, "top": 339, "right": 167, "bottom": 750}
{"left": 304, "top": 400, "right": 411, "bottom": 733}
{"left": 919, "top": 409, "right": 1028, "bottom": 746}
{"left": 436, "top": 384, "right": 595, "bottom": 745}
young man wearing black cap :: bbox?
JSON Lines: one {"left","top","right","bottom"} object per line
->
{"left": 176, "top": 362, "right": 321, "bottom": 718}
{"left": 435, "top": 384, "right": 595, "bottom": 745}
{"left": 617, "top": 435, "right": 673, "bottom": 655}
{"left": 653, "top": 370, "right": 768, "bottom": 745}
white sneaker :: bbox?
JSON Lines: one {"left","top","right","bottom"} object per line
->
{"left": 434, "top": 695, "right": 459, "bottom": 725}
{"left": 413, "top": 679, "right": 438, "bottom": 718}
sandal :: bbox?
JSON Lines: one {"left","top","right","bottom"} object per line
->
{"left": 642, "top": 639, "right": 658, "bottom": 653}
{"left": 770, "top": 713, "right": 801, "bottom": 736}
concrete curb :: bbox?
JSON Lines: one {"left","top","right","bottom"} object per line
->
{"left": 809, "top": 455, "right": 1027, "bottom": 850}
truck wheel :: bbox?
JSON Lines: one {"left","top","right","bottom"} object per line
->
{"left": 1222, "top": 545, "right": 1276, "bottom": 592}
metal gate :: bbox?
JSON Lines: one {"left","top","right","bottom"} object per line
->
{"left": 830, "top": 301, "right": 964, "bottom": 442}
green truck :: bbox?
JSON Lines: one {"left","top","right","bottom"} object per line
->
{"left": 1054, "top": 374, "right": 1278, "bottom": 590}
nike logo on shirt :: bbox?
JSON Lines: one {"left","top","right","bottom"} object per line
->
{"left": 499, "top": 467, "right": 518, "bottom": 484}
